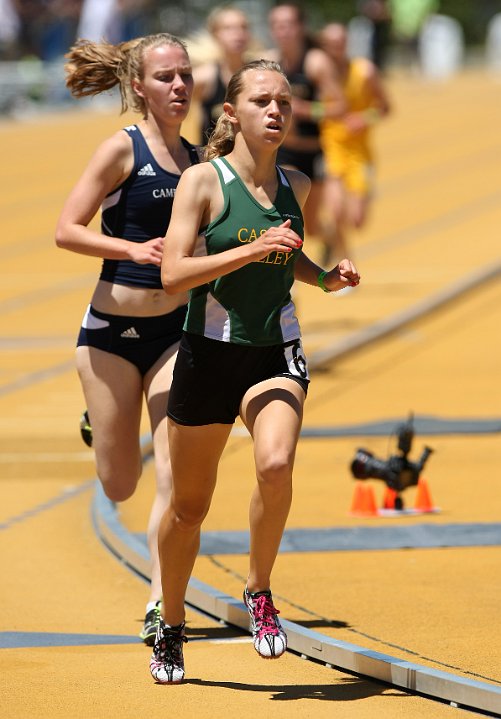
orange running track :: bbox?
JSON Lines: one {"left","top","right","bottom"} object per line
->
{"left": 1, "top": 68, "right": 501, "bottom": 718}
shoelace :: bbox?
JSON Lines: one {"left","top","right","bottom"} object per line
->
{"left": 150, "top": 605, "right": 161, "bottom": 619}
{"left": 144, "top": 604, "right": 161, "bottom": 628}
{"left": 253, "top": 595, "right": 281, "bottom": 639}
{"left": 155, "top": 627, "right": 188, "bottom": 665}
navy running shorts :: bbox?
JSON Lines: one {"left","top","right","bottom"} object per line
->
{"left": 77, "top": 304, "right": 187, "bottom": 376}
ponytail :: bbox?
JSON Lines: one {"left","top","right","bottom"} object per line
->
{"left": 65, "top": 39, "right": 134, "bottom": 112}
{"left": 204, "top": 113, "right": 235, "bottom": 160}
{"left": 65, "top": 33, "right": 188, "bottom": 116}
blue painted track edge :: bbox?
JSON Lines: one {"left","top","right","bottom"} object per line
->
{"left": 92, "top": 480, "right": 501, "bottom": 716}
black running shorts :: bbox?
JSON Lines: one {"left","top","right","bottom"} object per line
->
{"left": 277, "top": 147, "right": 325, "bottom": 181}
{"left": 167, "top": 332, "right": 309, "bottom": 426}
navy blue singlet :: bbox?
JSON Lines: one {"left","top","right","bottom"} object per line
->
{"left": 99, "top": 125, "right": 199, "bottom": 289}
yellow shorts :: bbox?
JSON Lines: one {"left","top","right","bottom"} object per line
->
{"left": 323, "top": 142, "right": 374, "bottom": 195}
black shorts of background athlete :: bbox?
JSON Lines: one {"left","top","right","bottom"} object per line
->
{"left": 167, "top": 332, "right": 310, "bottom": 426}
{"left": 277, "top": 147, "right": 325, "bottom": 181}
{"left": 77, "top": 304, "right": 187, "bottom": 376}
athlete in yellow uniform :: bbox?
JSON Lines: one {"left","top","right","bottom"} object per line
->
{"left": 319, "top": 23, "right": 391, "bottom": 262}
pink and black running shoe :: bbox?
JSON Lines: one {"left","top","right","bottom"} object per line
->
{"left": 243, "top": 587, "right": 287, "bottom": 659}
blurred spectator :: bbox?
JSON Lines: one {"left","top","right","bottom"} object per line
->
{"left": 419, "top": 14, "right": 463, "bottom": 79}
{"left": 40, "top": 0, "right": 82, "bottom": 61}
{"left": 76, "top": 0, "right": 124, "bottom": 44}
{"left": 14, "top": 0, "right": 47, "bottom": 59}
{"left": 486, "top": 12, "right": 501, "bottom": 73}
{"left": 0, "top": 0, "right": 21, "bottom": 59}
{"left": 76, "top": 0, "right": 153, "bottom": 45}
{"left": 0, "top": 0, "right": 83, "bottom": 61}
{"left": 0, "top": 0, "right": 155, "bottom": 60}
{"left": 389, "top": 0, "right": 439, "bottom": 68}
{"left": 357, "top": 0, "right": 391, "bottom": 71}
{"left": 120, "top": 0, "right": 155, "bottom": 40}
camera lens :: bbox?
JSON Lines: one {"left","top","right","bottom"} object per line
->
{"left": 350, "top": 449, "right": 375, "bottom": 479}
{"left": 350, "top": 448, "right": 395, "bottom": 482}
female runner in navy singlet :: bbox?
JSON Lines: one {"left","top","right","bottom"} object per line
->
{"left": 55, "top": 33, "right": 200, "bottom": 645}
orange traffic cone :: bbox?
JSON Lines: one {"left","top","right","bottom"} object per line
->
{"left": 350, "top": 482, "right": 365, "bottom": 514}
{"left": 414, "top": 477, "right": 434, "bottom": 512}
{"left": 382, "top": 487, "right": 398, "bottom": 510}
{"left": 350, "top": 482, "right": 378, "bottom": 516}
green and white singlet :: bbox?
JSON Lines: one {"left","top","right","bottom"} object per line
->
{"left": 185, "top": 157, "right": 304, "bottom": 346}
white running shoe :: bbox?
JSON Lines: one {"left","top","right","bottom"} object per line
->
{"left": 149, "top": 618, "right": 187, "bottom": 684}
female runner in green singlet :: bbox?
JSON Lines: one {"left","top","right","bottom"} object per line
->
{"left": 149, "top": 59, "right": 360, "bottom": 684}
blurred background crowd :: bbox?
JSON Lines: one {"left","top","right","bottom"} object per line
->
{"left": 1, "top": 0, "right": 501, "bottom": 115}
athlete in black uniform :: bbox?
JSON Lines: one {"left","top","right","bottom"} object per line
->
{"left": 267, "top": 3, "right": 346, "bottom": 256}
{"left": 55, "top": 33, "right": 200, "bottom": 646}
{"left": 192, "top": 5, "right": 253, "bottom": 143}
{"left": 198, "top": 66, "right": 227, "bottom": 144}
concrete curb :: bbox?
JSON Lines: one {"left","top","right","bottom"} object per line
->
{"left": 92, "top": 484, "right": 501, "bottom": 715}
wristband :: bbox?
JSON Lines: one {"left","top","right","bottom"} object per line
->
{"left": 364, "top": 107, "right": 382, "bottom": 125}
{"left": 310, "top": 101, "right": 325, "bottom": 121}
{"left": 317, "top": 270, "right": 331, "bottom": 293}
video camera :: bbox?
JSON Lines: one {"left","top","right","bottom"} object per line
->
{"left": 350, "top": 415, "right": 433, "bottom": 496}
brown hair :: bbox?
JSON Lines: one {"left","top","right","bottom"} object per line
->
{"left": 269, "top": 2, "right": 306, "bottom": 24}
{"left": 64, "top": 33, "right": 188, "bottom": 116}
{"left": 204, "top": 58, "right": 288, "bottom": 160}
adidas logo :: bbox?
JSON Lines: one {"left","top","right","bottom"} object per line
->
{"left": 138, "top": 163, "right": 156, "bottom": 176}
{"left": 121, "top": 327, "right": 140, "bottom": 339}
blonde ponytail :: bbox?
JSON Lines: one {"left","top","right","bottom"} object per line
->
{"left": 65, "top": 33, "right": 188, "bottom": 116}
{"left": 204, "top": 113, "right": 235, "bottom": 160}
